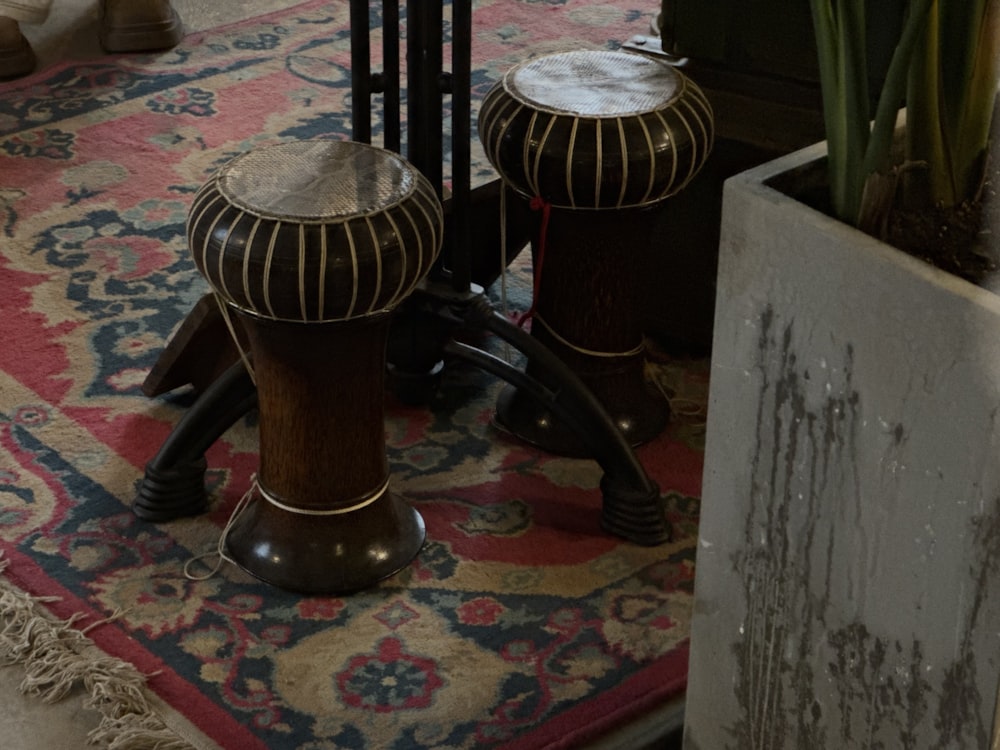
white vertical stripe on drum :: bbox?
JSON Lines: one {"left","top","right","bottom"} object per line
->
{"left": 615, "top": 117, "right": 629, "bottom": 209}
{"left": 637, "top": 116, "right": 657, "bottom": 205}
{"left": 200, "top": 198, "right": 228, "bottom": 290}
{"left": 409, "top": 191, "right": 439, "bottom": 276}
{"left": 692, "top": 89, "right": 714, "bottom": 153}
{"left": 566, "top": 117, "right": 580, "bottom": 209}
{"left": 261, "top": 221, "right": 281, "bottom": 319}
{"left": 190, "top": 191, "right": 224, "bottom": 274}
{"left": 478, "top": 89, "right": 502, "bottom": 138}
{"left": 681, "top": 98, "right": 710, "bottom": 188}
{"left": 398, "top": 203, "right": 424, "bottom": 296}
{"left": 425, "top": 185, "right": 443, "bottom": 257}
{"left": 666, "top": 103, "right": 697, "bottom": 197}
{"left": 425, "top": 189, "right": 441, "bottom": 261}
{"left": 690, "top": 82, "right": 713, "bottom": 125}
{"left": 478, "top": 91, "right": 499, "bottom": 143}
{"left": 703, "top": 91, "right": 717, "bottom": 143}
{"left": 532, "top": 114, "right": 558, "bottom": 198}
{"left": 297, "top": 223, "right": 308, "bottom": 321}
{"left": 217, "top": 210, "right": 244, "bottom": 305}
{"left": 242, "top": 217, "right": 262, "bottom": 314}
{"left": 189, "top": 180, "right": 217, "bottom": 215}
{"left": 522, "top": 109, "right": 539, "bottom": 193}
{"left": 593, "top": 118, "right": 603, "bottom": 207}
{"left": 484, "top": 100, "right": 517, "bottom": 169}
{"left": 185, "top": 187, "right": 208, "bottom": 252}
{"left": 344, "top": 220, "right": 360, "bottom": 319}
{"left": 483, "top": 88, "right": 519, "bottom": 148}
{"left": 187, "top": 183, "right": 215, "bottom": 231}
{"left": 317, "top": 224, "right": 328, "bottom": 320}
{"left": 699, "top": 90, "right": 716, "bottom": 164}
{"left": 651, "top": 111, "right": 679, "bottom": 200}
{"left": 365, "top": 215, "right": 383, "bottom": 313}
{"left": 386, "top": 211, "right": 408, "bottom": 307}
{"left": 489, "top": 99, "right": 524, "bottom": 186}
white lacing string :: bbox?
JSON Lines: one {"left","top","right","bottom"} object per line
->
{"left": 498, "top": 183, "right": 512, "bottom": 363}
{"left": 257, "top": 476, "right": 390, "bottom": 516}
{"left": 183, "top": 474, "right": 393, "bottom": 581}
{"left": 646, "top": 365, "right": 708, "bottom": 427}
{"left": 533, "top": 313, "right": 645, "bottom": 358}
{"left": 184, "top": 477, "right": 257, "bottom": 581}
{"left": 213, "top": 293, "right": 256, "bottom": 386}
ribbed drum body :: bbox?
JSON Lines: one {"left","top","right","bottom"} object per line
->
{"left": 478, "top": 50, "right": 714, "bottom": 209}
{"left": 187, "top": 140, "right": 443, "bottom": 323}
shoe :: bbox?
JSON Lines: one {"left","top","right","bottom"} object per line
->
{"left": 0, "top": 19, "right": 33, "bottom": 79}
{"left": 98, "top": 0, "right": 183, "bottom": 54}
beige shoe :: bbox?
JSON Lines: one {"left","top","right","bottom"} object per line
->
{"left": 0, "top": 17, "right": 34, "bottom": 79}
{"left": 99, "top": 0, "right": 183, "bottom": 53}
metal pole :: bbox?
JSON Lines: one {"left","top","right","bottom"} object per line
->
{"left": 406, "top": 0, "right": 444, "bottom": 194}
{"left": 349, "top": 0, "right": 371, "bottom": 144}
{"left": 449, "top": 0, "right": 473, "bottom": 293}
{"left": 382, "top": 0, "right": 401, "bottom": 152}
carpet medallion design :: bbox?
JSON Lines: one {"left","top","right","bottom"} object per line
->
{"left": 0, "top": 2, "right": 705, "bottom": 747}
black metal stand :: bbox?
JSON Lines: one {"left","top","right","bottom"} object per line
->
{"left": 134, "top": 0, "right": 671, "bottom": 547}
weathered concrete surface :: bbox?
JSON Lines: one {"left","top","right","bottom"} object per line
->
{"left": 685, "top": 142, "right": 1000, "bottom": 749}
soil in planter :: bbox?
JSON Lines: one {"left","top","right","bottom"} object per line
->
{"left": 886, "top": 197, "right": 995, "bottom": 285}
{"left": 770, "top": 144, "right": 999, "bottom": 289}
{"left": 886, "top": 151, "right": 999, "bottom": 288}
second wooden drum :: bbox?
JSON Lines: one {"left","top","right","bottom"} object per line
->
{"left": 478, "top": 49, "right": 714, "bottom": 455}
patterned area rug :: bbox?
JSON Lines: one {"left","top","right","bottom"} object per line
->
{"left": 0, "top": 2, "right": 706, "bottom": 748}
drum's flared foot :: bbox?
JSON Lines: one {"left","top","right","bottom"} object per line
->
{"left": 225, "top": 490, "right": 425, "bottom": 594}
{"left": 494, "top": 382, "right": 669, "bottom": 458}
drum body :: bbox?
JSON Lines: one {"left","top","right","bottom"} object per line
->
{"left": 479, "top": 50, "right": 713, "bottom": 455}
{"left": 186, "top": 140, "right": 443, "bottom": 593}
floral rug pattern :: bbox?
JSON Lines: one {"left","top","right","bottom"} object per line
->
{"left": 0, "top": 2, "right": 705, "bottom": 747}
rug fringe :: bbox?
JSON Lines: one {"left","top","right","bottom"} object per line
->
{"left": 0, "top": 554, "right": 194, "bottom": 749}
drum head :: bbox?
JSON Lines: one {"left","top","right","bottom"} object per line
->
{"left": 219, "top": 140, "right": 416, "bottom": 221}
{"left": 508, "top": 49, "right": 683, "bottom": 118}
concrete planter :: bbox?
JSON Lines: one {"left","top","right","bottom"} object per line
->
{"left": 685, "top": 141, "right": 1000, "bottom": 748}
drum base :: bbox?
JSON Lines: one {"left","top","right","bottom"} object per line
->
{"left": 494, "top": 377, "right": 669, "bottom": 458}
{"left": 225, "top": 488, "right": 425, "bottom": 594}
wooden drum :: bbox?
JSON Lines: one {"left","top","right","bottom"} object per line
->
{"left": 478, "top": 50, "right": 713, "bottom": 455}
{"left": 187, "top": 139, "right": 443, "bottom": 593}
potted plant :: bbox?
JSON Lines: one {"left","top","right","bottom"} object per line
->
{"left": 813, "top": 0, "right": 998, "bottom": 272}
{"left": 684, "top": 2, "right": 1000, "bottom": 748}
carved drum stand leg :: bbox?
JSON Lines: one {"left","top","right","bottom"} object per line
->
{"left": 479, "top": 50, "right": 714, "bottom": 456}
{"left": 187, "top": 140, "right": 443, "bottom": 594}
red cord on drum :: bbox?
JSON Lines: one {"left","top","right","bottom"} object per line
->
{"left": 517, "top": 195, "right": 551, "bottom": 327}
